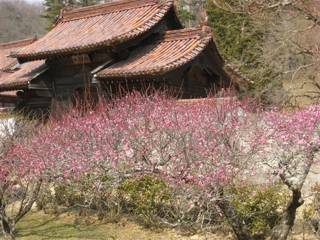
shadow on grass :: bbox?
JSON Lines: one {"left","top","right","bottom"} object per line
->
{"left": 14, "top": 212, "right": 110, "bottom": 240}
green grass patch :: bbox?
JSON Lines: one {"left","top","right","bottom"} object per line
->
{"left": 1, "top": 211, "right": 226, "bottom": 240}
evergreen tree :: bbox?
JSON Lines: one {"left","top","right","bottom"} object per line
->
{"left": 43, "top": 0, "right": 102, "bottom": 27}
{"left": 78, "top": 0, "right": 101, "bottom": 5}
{"left": 42, "top": 0, "right": 64, "bottom": 26}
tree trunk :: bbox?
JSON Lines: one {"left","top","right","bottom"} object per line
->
{"left": 271, "top": 190, "right": 303, "bottom": 240}
{"left": 217, "top": 196, "right": 253, "bottom": 240}
{"left": 0, "top": 198, "right": 15, "bottom": 240}
{"left": 15, "top": 180, "right": 42, "bottom": 223}
{"left": 270, "top": 146, "right": 319, "bottom": 240}
{"left": 0, "top": 214, "right": 15, "bottom": 240}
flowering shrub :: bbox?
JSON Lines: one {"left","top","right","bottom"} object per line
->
{"left": 4, "top": 93, "right": 320, "bottom": 240}
{"left": 0, "top": 116, "right": 41, "bottom": 239}
{"left": 118, "top": 175, "right": 173, "bottom": 226}
{"left": 8, "top": 93, "right": 259, "bottom": 189}
{"left": 256, "top": 105, "right": 320, "bottom": 240}
{"left": 228, "top": 184, "right": 289, "bottom": 238}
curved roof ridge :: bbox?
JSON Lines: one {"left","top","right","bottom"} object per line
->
{"left": 13, "top": 0, "right": 177, "bottom": 62}
{"left": 96, "top": 27, "right": 213, "bottom": 79}
{"left": 0, "top": 37, "right": 37, "bottom": 72}
{"left": 159, "top": 26, "right": 212, "bottom": 41}
{"left": 61, "top": 0, "right": 168, "bottom": 22}
{"left": 0, "top": 37, "right": 37, "bottom": 50}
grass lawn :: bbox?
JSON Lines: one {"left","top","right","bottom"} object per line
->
{"left": 0, "top": 210, "right": 317, "bottom": 239}
{"left": 1, "top": 211, "right": 230, "bottom": 240}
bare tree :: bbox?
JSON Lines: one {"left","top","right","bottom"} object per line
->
{"left": 0, "top": 116, "right": 41, "bottom": 240}
{"left": 0, "top": 0, "right": 47, "bottom": 42}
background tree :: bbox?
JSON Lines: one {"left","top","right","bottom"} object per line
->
{"left": 42, "top": 0, "right": 64, "bottom": 26}
{"left": 0, "top": 0, "right": 47, "bottom": 42}
{"left": 175, "top": 0, "right": 208, "bottom": 27}
{"left": 205, "top": 0, "right": 320, "bottom": 106}
{"left": 42, "top": 0, "right": 104, "bottom": 26}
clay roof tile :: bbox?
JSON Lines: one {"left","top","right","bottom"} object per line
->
{"left": 0, "top": 60, "right": 47, "bottom": 91}
{"left": 96, "top": 27, "right": 213, "bottom": 79}
{"left": 13, "top": 0, "right": 177, "bottom": 62}
{"left": 0, "top": 37, "right": 37, "bottom": 71}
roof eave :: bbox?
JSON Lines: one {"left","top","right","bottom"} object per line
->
{"left": 13, "top": 0, "right": 176, "bottom": 62}
{"left": 0, "top": 83, "right": 28, "bottom": 92}
{"left": 96, "top": 27, "right": 213, "bottom": 81}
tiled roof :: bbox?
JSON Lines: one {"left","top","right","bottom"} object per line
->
{"left": 0, "top": 91, "right": 17, "bottom": 97}
{"left": 224, "top": 63, "right": 250, "bottom": 86}
{"left": 13, "top": 0, "right": 177, "bottom": 62}
{"left": 0, "top": 71, "right": 11, "bottom": 81}
{"left": 0, "top": 91, "right": 17, "bottom": 103}
{"left": 95, "top": 26, "right": 213, "bottom": 79}
{"left": 0, "top": 38, "right": 37, "bottom": 71}
{"left": 0, "top": 60, "right": 47, "bottom": 91}
{"left": 0, "top": 38, "right": 42, "bottom": 93}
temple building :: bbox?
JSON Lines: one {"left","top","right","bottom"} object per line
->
{"left": 0, "top": 0, "right": 233, "bottom": 113}
{"left": 0, "top": 37, "right": 41, "bottom": 108}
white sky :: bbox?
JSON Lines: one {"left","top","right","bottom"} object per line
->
{"left": 25, "top": 0, "right": 43, "bottom": 3}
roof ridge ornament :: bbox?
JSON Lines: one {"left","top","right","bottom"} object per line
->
{"left": 201, "top": 25, "right": 212, "bottom": 37}
{"left": 198, "top": 4, "right": 209, "bottom": 26}
{"left": 52, "top": 6, "right": 69, "bottom": 28}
